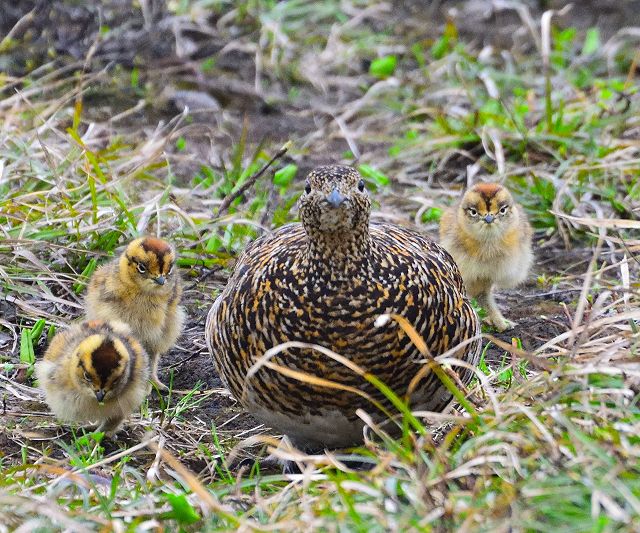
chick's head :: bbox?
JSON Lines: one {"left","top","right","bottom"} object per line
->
{"left": 72, "top": 330, "right": 132, "bottom": 403}
{"left": 459, "top": 183, "right": 518, "bottom": 237}
{"left": 298, "top": 165, "right": 371, "bottom": 236}
{"left": 120, "top": 237, "right": 176, "bottom": 291}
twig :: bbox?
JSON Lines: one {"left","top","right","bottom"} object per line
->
{"left": 164, "top": 348, "right": 207, "bottom": 370}
{"left": 0, "top": 7, "right": 36, "bottom": 52}
{"left": 217, "top": 141, "right": 292, "bottom": 215}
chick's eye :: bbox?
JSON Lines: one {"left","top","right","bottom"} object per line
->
{"left": 357, "top": 179, "right": 365, "bottom": 192}
{"left": 304, "top": 182, "right": 312, "bottom": 194}
{"left": 500, "top": 205, "right": 509, "bottom": 214}
{"left": 136, "top": 263, "right": 147, "bottom": 274}
{"left": 83, "top": 371, "right": 91, "bottom": 382}
{"left": 467, "top": 208, "right": 478, "bottom": 217}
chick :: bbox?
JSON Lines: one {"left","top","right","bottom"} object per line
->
{"left": 85, "top": 237, "right": 185, "bottom": 390}
{"left": 439, "top": 182, "right": 533, "bottom": 332}
{"left": 35, "top": 320, "right": 149, "bottom": 435}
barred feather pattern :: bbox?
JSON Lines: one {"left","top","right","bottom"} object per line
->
{"left": 206, "top": 166, "right": 480, "bottom": 448}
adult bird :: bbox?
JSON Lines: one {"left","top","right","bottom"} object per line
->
{"left": 206, "top": 165, "right": 480, "bottom": 449}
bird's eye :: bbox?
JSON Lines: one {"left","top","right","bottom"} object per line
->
{"left": 137, "top": 263, "right": 147, "bottom": 274}
{"left": 357, "top": 179, "right": 365, "bottom": 192}
{"left": 467, "top": 208, "right": 478, "bottom": 217}
{"left": 499, "top": 205, "right": 509, "bottom": 215}
{"left": 304, "top": 182, "right": 312, "bottom": 194}
{"left": 166, "top": 265, "right": 173, "bottom": 276}
{"left": 84, "top": 371, "right": 91, "bottom": 382}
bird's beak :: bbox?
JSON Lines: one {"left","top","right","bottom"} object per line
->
{"left": 154, "top": 275, "right": 166, "bottom": 285}
{"left": 484, "top": 214, "right": 495, "bottom": 224}
{"left": 326, "top": 187, "right": 346, "bottom": 208}
{"left": 95, "top": 390, "right": 105, "bottom": 402}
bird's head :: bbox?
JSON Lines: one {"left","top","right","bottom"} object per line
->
{"left": 458, "top": 182, "right": 518, "bottom": 237}
{"left": 298, "top": 165, "right": 371, "bottom": 237}
{"left": 120, "top": 237, "right": 176, "bottom": 291}
{"left": 71, "top": 322, "right": 133, "bottom": 404}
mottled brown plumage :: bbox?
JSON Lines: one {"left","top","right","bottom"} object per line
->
{"left": 206, "top": 165, "right": 481, "bottom": 448}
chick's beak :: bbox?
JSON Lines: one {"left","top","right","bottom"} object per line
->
{"left": 154, "top": 275, "right": 166, "bottom": 285}
{"left": 95, "top": 390, "right": 105, "bottom": 402}
{"left": 326, "top": 187, "right": 346, "bottom": 208}
{"left": 484, "top": 214, "right": 495, "bottom": 224}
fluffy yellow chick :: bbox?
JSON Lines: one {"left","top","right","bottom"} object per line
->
{"left": 85, "top": 237, "right": 185, "bottom": 390}
{"left": 439, "top": 182, "right": 533, "bottom": 332}
{"left": 35, "top": 320, "right": 149, "bottom": 436}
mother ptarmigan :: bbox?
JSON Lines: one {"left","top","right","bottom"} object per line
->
{"left": 206, "top": 165, "right": 480, "bottom": 448}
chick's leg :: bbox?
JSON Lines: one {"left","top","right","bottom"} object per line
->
{"left": 149, "top": 352, "right": 169, "bottom": 392}
{"left": 97, "top": 414, "right": 125, "bottom": 438}
{"left": 469, "top": 279, "right": 515, "bottom": 332}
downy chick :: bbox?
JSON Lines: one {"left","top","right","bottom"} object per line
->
{"left": 439, "top": 182, "right": 533, "bottom": 332}
{"left": 35, "top": 320, "right": 149, "bottom": 436}
{"left": 85, "top": 237, "right": 185, "bottom": 390}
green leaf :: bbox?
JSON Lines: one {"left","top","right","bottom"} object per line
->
{"left": 556, "top": 27, "right": 577, "bottom": 45}
{"left": 421, "top": 207, "right": 443, "bottom": 223}
{"left": 272, "top": 194, "right": 299, "bottom": 226}
{"left": 175, "top": 137, "right": 187, "bottom": 151}
{"left": 201, "top": 57, "right": 216, "bottom": 72}
{"left": 30, "top": 319, "right": 46, "bottom": 345}
{"left": 431, "top": 35, "right": 449, "bottom": 59}
{"left": 130, "top": 67, "right": 139, "bottom": 89}
{"left": 47, "top": 324, "right": 56, "bottom": 344}
{"left": 411, "top": 42, "right": 426, "bottom": 68}
{"left": 388, "top": 145, "right": 401, "bottom": 157}
{"left": 358, "top": 164, "right": 390, "bottom": 187}
{"left": 431, "top": 20, "right": 457, "bottom": 59}
{"left": 369, "top": 55, "right": 397, "bottom": 79}
{"left": 205, "top": 234, "right": 223, "bottom": 253}
{"left": 73, "top": 257, "right": 98, "bottom": 294}
{"left": 74, "top": 432, "right": 103, "bottom": 449}
{"left": 19, "top": 329, "right": 35, "bottom": 366}
{"left": 471, "top": 298, "right": 487, "bottom": 320}
{"left": 581, "top": 28, "right": 600, "bottom": 56}
{"left": 164, "top": 493, "right": 201, "bottom": 524}
{"left": 273, "top": 164, "right": 298, "bottom": 188}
